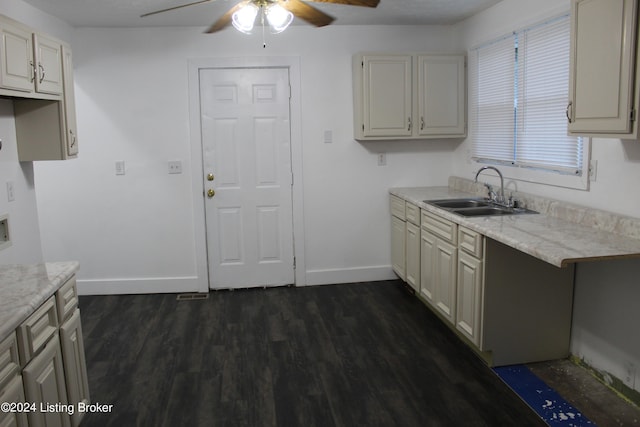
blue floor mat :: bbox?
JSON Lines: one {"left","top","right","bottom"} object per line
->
{"left": 493, "top": 365, "right": 595, "bottom": 426}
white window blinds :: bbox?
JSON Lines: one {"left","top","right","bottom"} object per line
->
{"left": 471, "top": 15, "right": 583, "bottom": 175}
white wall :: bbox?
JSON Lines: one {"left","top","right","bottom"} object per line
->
{"left": 0, "top": 100, "right": 43, "bottom": 265}
{"left": 0, "top": 0, "right": 73, "bottom": 266}
{"left": 454, "top": 0, "right": 640, "bottom": 394}
{"left": 34, "top": 24, "right": 460, "bottom": 293}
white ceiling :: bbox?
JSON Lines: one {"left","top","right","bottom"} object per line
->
{"left": 21, "top": 0, "right": 502, "bottom": 28}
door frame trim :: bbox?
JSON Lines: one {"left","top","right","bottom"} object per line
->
{"left": 188, "top": 57, "right": 306, "bottom": 291}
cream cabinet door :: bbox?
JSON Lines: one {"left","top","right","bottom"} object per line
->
{"left": 362, "top": 55, "right": 413, "bottom": 137}
{"left": 0, "top": 19, "right": 33, "bottom": 93}
{"left": 0, "top": 376, "right": 28, "bottom": 427}
{"left": 456, "top": 251, "right": 484, "bottom": 346}
{"left": 61, "top": 45, "right": 78, "bottom": 157}
{"left": 33, "top": 34, "right": 62, "bottom": 95}
{"left": 419, "top": 229, "right": 436, "bottom": 305}
{"left": 568, "top": 0, "right": 638, "bottom": 135}
{"left": 434, "top": 239, "right": 457, "bottom": 325}
{"left": 22, "top": 336, "right": 70, "bottom": 427}
{"left": 391, "top": 215, "right": 406, "bottom": 280}
{"left": 405, "top": 221, "right": 420, "bottom": 291}
{"left": 416, "top": 55, "right": 466, "bottom": 137}
{"left": 60, "top": 310, "right": 90, "bottom": 427}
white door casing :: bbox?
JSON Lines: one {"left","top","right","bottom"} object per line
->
{"left": 199, "top": 67, "right": 294, "bottom": 289}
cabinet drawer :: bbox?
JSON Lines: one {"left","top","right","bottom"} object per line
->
{"left": 422, "top": 210, "right": 457, "bottom": 244}
{"left": 17, "top": 297, "right": 58, "bottom": 366}
{"left": 390, "top": 195, "right": 406, "bottom": 220}
{"left": 405, "top": 202, "right": 420, "bottom": 225}
{"left": 56, "top": 276, "right": 78, "bottom": 323}
{"left": 0, "top": 332, "right": 20, "bottom": 391}
{"left": 459, "top": 226, "right": 484, "bottom": 258}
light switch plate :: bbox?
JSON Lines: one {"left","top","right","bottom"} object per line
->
{"left": 324, "top": 130, "right": 333, "bottom": 143}
{"left": 6, "top": 182, "right": 14, "bottom": 202}
{"left": 115, "top": 160, "right": 125, "bottom": 175}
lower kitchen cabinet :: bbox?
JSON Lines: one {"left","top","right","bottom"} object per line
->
{"left": 22, "top": 334, "right": 70, "bottom": 427}
{"left": 433, "top": 238, "right": 457, "bottom": 324}
{"left": 405, "top": 222, "right": 420, "bottom": 291}
{"left": 399, "top": 202, "right": 575, "bottom": 366}
{"left": 405, "top": 202, "right": 421, "bottom": 292}
{"left": 456, "top": 248, "right": 484, "bottom": 346}
{"left": 1, "top": 274, "right": 89, "bottom": 427}
{"left": 390, "top": 195, "right": 407, "bottom": 280}
{"left": 0, "top": 376, "right": 28, "bottom": 427}
{"left": 419, "top": 229, "right": 436, "bottom": 304}
{"left": 421, "top": 209, "right": 458, "bottom": 325}
{"left": 59, "top": 310, "right": 90, "bottom": 427}
{"left": 391, "top": 215, "right": 406, "bottom": 280}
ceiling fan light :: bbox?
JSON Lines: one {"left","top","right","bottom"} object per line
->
{"left": 266, "top": 4, "right": 294, "bottom": 34}
{"left": 232, "top": 3, "right": 259, "bottom": 34}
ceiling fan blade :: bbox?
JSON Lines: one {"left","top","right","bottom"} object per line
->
{"left": 306, "top": 0, "right": 379, "bottom": 7}
{"left": 205, "top": 1, "right": 249, "bottom": 33}
{"left": 140, "top": 0, "right": 216, "bottom": 18}
{"left": 281, "top": 0, "right": 335, "bottom": 27}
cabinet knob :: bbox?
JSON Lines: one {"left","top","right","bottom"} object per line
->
{"left": 207, "top": 189, "right": 215, "bottom": 198}
{"left": 207, "top": 173, "right": 214, "bottom": 181}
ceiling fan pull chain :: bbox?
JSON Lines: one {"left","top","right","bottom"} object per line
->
{"left": 261, "top": 8, "right": 267, "bottom": 48}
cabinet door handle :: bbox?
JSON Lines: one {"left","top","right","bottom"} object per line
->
{"left": 407, "top": 117, "right": 412, "bottom": 131}
{"left": 421, "top": 117, "right": 425, "bottom": 130}
{"left": 69, "top": 130, "right": 76, "bottom": 148}
{"left": 566, "top": 101, "right": 573, "bottom": 124}
{"left": 30, "top": 61, "right": 36, "bottom": 83}
{"left": 38, "top": 63, "right": 45, "bottom": 84}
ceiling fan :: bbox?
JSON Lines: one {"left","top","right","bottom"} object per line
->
{"left": 141, "top": 0, "right": 380, "bottom": 34}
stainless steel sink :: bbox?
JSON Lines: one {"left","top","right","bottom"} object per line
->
{"left": 424, "top": 198, "right": 538, "bottom": 217}
{"left": 427, "top": 199, "right": 490, "bottom": 209}
{"left": 453, "top": 207, "right": 514, "bottom": 216}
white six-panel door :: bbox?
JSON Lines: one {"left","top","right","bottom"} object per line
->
{"left": 199, "top": 67, "right": 294, "bottom": 289}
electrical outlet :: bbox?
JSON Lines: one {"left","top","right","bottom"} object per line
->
{"left": 6, "top": 182, "right": 14, "bottom": 202}
{"left": 168, "top": 160, "right": 182, "bottom": 174}
{"left": 378, "top": 153, "right": 387, "bottom": 166}
{"left": 115, "top": 160, "right": 125, "bottom": 176}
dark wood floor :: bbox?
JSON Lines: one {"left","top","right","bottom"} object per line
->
{"left": 78, "top": 280, "right": 546, "bottom": 427}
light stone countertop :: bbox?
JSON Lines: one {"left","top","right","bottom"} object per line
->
{"left": 390, "top": 185, "right": 640, "bottom": 268}
{"left": 0, "top": 261, "right": 79, "bottom": 343}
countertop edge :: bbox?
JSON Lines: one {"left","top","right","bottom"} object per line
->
{"left": 390, "top": 187, "right": 640, "bottom": 269}
{"left": 0, "top": 261, "right": 80, "bottom": 343}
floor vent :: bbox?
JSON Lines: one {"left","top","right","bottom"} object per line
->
{"left": 176, "top": 293, "right": 209, "bottom": 301}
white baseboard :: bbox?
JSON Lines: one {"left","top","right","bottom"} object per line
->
{"left": 303, "top": 265, "right": 397, "bottom": 287}
{"left": 77, "top": 267, "right": 398, "bottom": 294}
{"left": 77, "top": 276, "right": 204, "bottom": 295}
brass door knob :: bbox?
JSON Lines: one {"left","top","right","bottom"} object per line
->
{"left": 207, "top": 173, "right": 214, "bottom": 181}
{"left": 207, "top": 189, "right": 215, "bottom": 198}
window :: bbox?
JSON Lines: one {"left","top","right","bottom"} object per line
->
{"left": 470, "top": 15, "right": 588, "bottom": 189}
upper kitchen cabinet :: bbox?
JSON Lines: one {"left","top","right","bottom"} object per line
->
{"left": 0, "top": 14, "right": 78, "bottom": 160}
{"left": 416, "top": 55, "right": 466, "bottom": 137}
{"left": 33, "top": 33, "right": 63, "bottom": 95}
{"left": 567, "top": 0, "right": 640, "bottom": 137}
{"left": 353, "top": 53, "right": 466, "bottom": 141}
{"left": 0, "top": 15, "right": 63, "bottom": 99}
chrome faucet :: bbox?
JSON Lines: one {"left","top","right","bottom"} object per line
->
{"left": 475, "top": 166, "right": 505, "bottom": 205}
